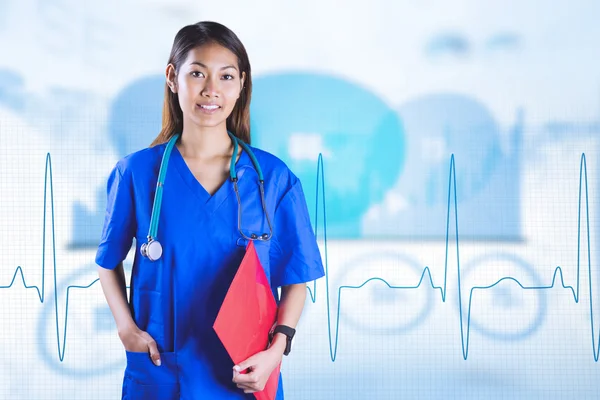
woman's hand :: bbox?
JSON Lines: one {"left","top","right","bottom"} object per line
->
{"left": 232, "top": 344, "right": 284, "bottom": 393}
{"left": 118, "top": 325, "right": 162, "bottom": 366}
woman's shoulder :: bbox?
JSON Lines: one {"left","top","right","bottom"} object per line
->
{"left": 113, "top": 142, "right": 167, "bottom": 177}
{"left": 245, "top": 145, "right": 300, "bottom": 187}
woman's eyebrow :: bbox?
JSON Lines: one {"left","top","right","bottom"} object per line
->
{"left": 189, "top": 61, "right": 238, "bottom": 71}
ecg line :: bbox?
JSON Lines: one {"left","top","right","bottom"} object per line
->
{"left": 0, "top": 152, "right": 597, "bottom": 363}
{"left": 0, "top": 153, "right": 101, "bottom": 362}
{"left": 309, "top": 153, "right": 598, "bottom": 362}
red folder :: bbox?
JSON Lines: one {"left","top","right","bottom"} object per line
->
{"left": 213, "top": 241, "right": 281, "bottom": 400}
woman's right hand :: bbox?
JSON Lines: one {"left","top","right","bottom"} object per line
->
{"left": 118, "top": 325, "right": 162, "bottom": 366}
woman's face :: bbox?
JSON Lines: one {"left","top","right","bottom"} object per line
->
{"left": 167, "top": 42, "right": 245, "bottom": 131}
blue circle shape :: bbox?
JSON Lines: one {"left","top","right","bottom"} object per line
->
{"left": 250, "top": 72, "right": 406, "bottom": 238}
{"left": 459, "top": 253, "right": 547, "bottom": 341}
{"left": 37, "top": 263, "right": 129, "bottom": 376}
{"left": 334, "top": 251, "right": 434, "bottom": 335}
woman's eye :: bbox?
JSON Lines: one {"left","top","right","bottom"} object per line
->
{"left": 191, "top": 71, "right": 204, "bottom": 78}
{"left": 222, "top": 74, "right": 234, "bottom": 80}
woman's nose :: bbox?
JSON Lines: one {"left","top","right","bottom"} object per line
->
{"left": 201, "top": 76, "right": 220, "bottom": 97}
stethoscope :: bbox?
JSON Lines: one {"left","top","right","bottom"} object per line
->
{"left": 140, "top": 131, "right": 273, "bottom": 261}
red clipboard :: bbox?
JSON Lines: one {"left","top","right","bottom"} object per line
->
{"left": 213, "top": 240, "right": 281, "bottom": 400}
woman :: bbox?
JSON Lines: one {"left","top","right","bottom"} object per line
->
{"left": 96, "top": 21, "right": 325, "bottom": 399}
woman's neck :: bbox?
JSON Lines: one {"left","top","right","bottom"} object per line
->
{"left": 177, "top": 123, "right": 233, "bottom": 159}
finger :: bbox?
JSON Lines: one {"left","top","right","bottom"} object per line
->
{"left": 232, "top": 370, "right": 259, "bottom": 385}
{"left": 236, "top": 383, "right": 254, "bottom": 391}
{"left": 238, "top": 386, "right": 258, "bottom": 393}
{"left": 239, "top": 381, "right": 263, "bottom": 393}
{"left": 234, "top": 375, "right": 256, "bottom": 391}
{"left": 236, "top": 381, "right": 258, "bottom": 393}
{"left": 232, "top": 369, "right": 243, "bottom": 384}
{"left": 146, "top": 340, "right": 161, "bottom": 366}
{"left": 233, "top": 355, "right": 256, "bottom": 373}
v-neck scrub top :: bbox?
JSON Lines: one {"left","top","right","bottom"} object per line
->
{"left": 95, "top": 139, "right": 325, "bottom": 400}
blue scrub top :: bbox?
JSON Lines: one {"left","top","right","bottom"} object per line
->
{"left": 95, "top": 138, "right": 325, "bottom": 400}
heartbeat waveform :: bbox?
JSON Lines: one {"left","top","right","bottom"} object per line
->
{"left": 0, "top": 152, "right": 598, "bottom": 363}
{"left": 0, "top": 153, "right": 101, "bottom": 362}
{"left": 308, "top": 153, "right": 599, "bottom": 362}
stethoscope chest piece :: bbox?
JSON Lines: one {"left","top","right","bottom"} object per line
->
{"left": 140, "top": 239, "right": 163, "bottom": 261}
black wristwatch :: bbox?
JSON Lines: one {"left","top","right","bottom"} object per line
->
{"left": 269, "top": 324, "right": 296, "bottom": 356}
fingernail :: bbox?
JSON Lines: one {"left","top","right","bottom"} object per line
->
{"left": 155, "top": 359, "right": 161, "bottom": 367}
{"left": 233, "top": 366, "right": 240, "bottom": 372}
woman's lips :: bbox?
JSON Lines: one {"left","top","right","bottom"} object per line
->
{"left": 196, "top": 104, "right": 221, "bottom": 114}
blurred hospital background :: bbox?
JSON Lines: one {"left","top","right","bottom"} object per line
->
{"left": 1, "top": 0, "right": 600, "bottom": 399}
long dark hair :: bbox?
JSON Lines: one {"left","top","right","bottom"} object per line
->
{"left": 150, "top": 21, "right": 252, "bottom": 147}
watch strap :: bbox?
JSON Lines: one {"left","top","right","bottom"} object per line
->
{"left": 269, "top": 324, "right": 296, "bottom": 355}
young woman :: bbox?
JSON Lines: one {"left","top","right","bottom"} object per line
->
{"left": 96, "top": 21, "right": 325, "bottom": 399}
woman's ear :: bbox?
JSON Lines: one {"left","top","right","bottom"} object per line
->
{"left": 166, "top": 64, "right": 178, "bottom": 93}
{"left": 240, "top": 71, "right": 246, "bottom": 94}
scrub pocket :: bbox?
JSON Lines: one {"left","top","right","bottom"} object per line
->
{"left": 235, "top": 237, "right": 272, "bottom": 284}
{"left": 122, "top": 350, "right": 179, "bottom": 400}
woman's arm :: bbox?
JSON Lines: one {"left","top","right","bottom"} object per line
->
{"left": 97, "top": 262, "right": 163, "bottom": 365}
{"left": 269, "top": 283, "right": 307, "bottom": 354}
{"left": 97, "top": 262, "right": 135, "bottom": 335}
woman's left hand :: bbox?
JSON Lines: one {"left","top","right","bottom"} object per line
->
{"left": 232, "top": 345, "right": 283, "bottom": 393}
